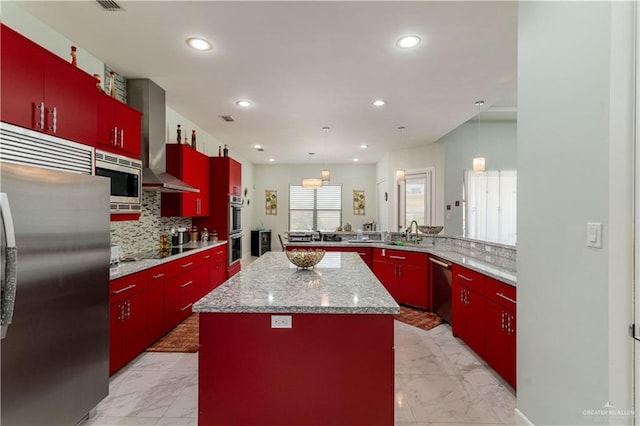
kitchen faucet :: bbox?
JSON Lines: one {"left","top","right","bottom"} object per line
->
{"left": 406, "top": 220, "right": 422, "bottom": 244}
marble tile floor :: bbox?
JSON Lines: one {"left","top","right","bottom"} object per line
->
{"left": 82, "top": 321, "right": 515, "bottom": 426}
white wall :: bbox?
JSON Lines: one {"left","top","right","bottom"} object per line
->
{"left": 437, "top": 121, "right": 517, "bottom": 237}
{"left": 516, "top": 2, "right": 634, "bottom": 425}
{"left": 378, "top": 143, "right": 445, "bottom": 233}
{"left": 252, "top": 163, "right": 376, "bottom": 250}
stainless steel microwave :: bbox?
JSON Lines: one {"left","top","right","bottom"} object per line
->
{"left": 95, "top": 150, "right": 142, "bottom": 214}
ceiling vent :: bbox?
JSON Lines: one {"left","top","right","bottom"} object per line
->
{"left": 96, "top": 0, "right": 125, "bottom": 11}
{"left": 219, "top": 115, "right": 236, "bottom": 123}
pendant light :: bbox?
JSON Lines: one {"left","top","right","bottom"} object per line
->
{"left": 321, "top": 126, "right": 331, "bottom": 184}
{"left": 473, "top": 100, "right": 486, "bottom": 173}
{"left": 302, "top": 178, "right": 322, "bottom": 189}
{"left": 396, "top": 126, "right": 406, "bottom": 183}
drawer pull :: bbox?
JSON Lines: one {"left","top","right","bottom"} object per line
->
{"left": 180, "top": 303, "right": 193, "bottom": 312}
{"left": 180, "top": 280, "right": 193, "bottom": 288}
{"left": 152, "top": 273, "right": 165, "bottom": 279}
{"left": 429, "top": 258, "right": 451, "bottom": 268}
{"left": 203, "top": 255, "right": 211, "bottom": 259}
{"left": 456, "top": 274, "right": 473, "bottom": 282}
{"left": 214, "top": 250, "right": 224, "bottom": 255}
{"left": 180, "top": 262, "right": 194, "bottom": 269}
{"left": 112, "top": 284, "right": 136, "bottom": 295}
{"left": 389, "top": 255, "right": 406, "bottom": 260}
{"left": 496, "top": 292, "right": 517, "bottom": 305}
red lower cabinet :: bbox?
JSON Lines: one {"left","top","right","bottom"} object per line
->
{"left": 451, "top": 281, "right": 486, "bottom": 359}
{"left": 485, "top": 300, "right": 516, "bottom": 388}
{"left": 451, "top": 266, "right": 516, "bottom": 389}
{"left": 372, "top": 248, "right": 429, "bottom": 309}
{"left": 147, "top": 264, "right": 169, "bottom": 345}
{"left": 164, "top": 266, "right": 202, "bottom": 331}
{"left": 373, "top": 259, "right": 398, "bottom": 300}
{"left": 109, "top": 270, "right": 149, "bottom": 375}
{"left": 484, "top": 277, "right": 517, "bottom": 388}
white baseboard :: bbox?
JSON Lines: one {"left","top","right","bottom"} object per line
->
{"left": 515, "top": 408, "right": 534, "bottom": 425}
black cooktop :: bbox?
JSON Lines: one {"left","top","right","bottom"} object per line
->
{"left": 137, "top": 246, "right": 199, "bottom": 260}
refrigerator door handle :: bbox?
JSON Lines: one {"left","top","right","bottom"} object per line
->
{"left": 1, "top": 193, "right": 18, "bottom": 340}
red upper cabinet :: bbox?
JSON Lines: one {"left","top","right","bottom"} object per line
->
{"left": 229, "top": 158, "right": 242, "bottom": 196}
{"left": 161, "top": 144, "right": 209, "bottom": 217}
{"left": 210, "top": 156, "right": 242, "bottom": 196}
{"left": 96, "top": 92, "right": 142, "bottom": 158}
{"left": 1, "top": 25, "right": 97, "bottom": 146}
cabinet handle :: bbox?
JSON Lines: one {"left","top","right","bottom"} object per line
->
{"left": 180, "top": 262, "right": 194, "bottom": 269}
{"left": 47, "top": 107, "right": 57, "bottom": 133}
{"left": 496, "top": 292, "right": 517, "bottom": 305}
{"left": 120, "top": 129, "right": 124, "bottom": 148}
{"left": 429, "top": 258, "right": 451, "bottom": 268}
{"left": 126, "top": 300, "right": 131, "bottom": 320}
{"left": 203, "top": 255, "right": 211, "bottom": 259}
{"left": 112, "top": 284, "right": 136, "bottom": 295}
{"left": 113, "top": 126, "right": 118, "bottom": 145}
{"left": 214, "top": 250, "right": 224, "bottom": 255}
{"left": 389, "top": 255, "right": 406, "bottom": 260}
{"left": 180, "top": 303, "right": 193, "bottom": 312}
{"left": 152, "top": 273, "right": 165, "bottom": 279}
{"left": 33, "top": 102, "right": 45, "bottom": 129}
{"left": 456, "top": 274, "right": 473, "bottom": 282}
{"left": 180, "top": 280, "right": 193, "bottom": 288}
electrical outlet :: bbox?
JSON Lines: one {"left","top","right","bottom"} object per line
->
{"left": 271, "top": 315, "right": 292, "bottom": 329}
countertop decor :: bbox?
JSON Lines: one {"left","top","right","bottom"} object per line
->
{"left": 285, "top": 249, "right": 325, "bottom": 269}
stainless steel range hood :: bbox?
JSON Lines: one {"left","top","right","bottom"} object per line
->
{"left": 127, "top": 79, "right": 199, "bottom": 193}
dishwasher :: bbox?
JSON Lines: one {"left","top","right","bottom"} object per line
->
{"left": 429, "top": 256, "right": 452, "bottom": 323}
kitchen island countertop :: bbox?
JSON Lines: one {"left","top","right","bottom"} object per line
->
{"left": 193, "top": 251, "right": 400, "bottom": 314}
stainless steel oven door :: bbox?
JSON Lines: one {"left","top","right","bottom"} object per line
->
{"left": 229, "top": 203, "right": 242, "bottom": 234}
{"left": 229, "top": 233, "right": 242, "bottom": 266}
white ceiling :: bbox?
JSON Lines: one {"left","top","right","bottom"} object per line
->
{"left": 15, "top": 1, "right": 517, "bottom": 165}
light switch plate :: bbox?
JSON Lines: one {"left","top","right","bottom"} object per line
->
{"left": 586, "top": 222, "right": 603, "bottom": 248}
{"left": 271, "top": 315, "right": 292, "bottom": 329}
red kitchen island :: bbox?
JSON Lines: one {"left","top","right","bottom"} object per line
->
{"left": 193, "top": 251, "right": 399, "bottom": 426}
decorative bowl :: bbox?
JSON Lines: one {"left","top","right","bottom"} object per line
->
{"left": 417, "top": 226, "right": 444, "bottom": 235}
{"left": 286, "top": 249, "right": 325, "bottom": 269}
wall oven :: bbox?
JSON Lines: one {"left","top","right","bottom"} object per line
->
{"left": 95, "top": 150, "right": 142, "bottom": 214}
{"left": 229, "top": 195, "right": 242, "bottom": 234}
{"left": 229, "top": 233, "right": 242, "bottom": 266}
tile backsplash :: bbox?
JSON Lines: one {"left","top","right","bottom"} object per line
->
{"left": 110, "top": 191, "right": 191, "bottom": 256}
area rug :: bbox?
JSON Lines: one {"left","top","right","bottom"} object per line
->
{"left": 146, "top": 313, "right": 199, "bottom": 353}
{"left": 394, "top": 305, "right": 443, "bottom": 331}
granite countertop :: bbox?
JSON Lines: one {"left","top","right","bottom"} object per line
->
{"left": 193, "top": 251, "right": 400, "bottom": 315}
{"left": 284, "top": 241, "right": 517, "bottom": 287}
{"left": 109, "top": 240, "right": 227, "bottom": 280}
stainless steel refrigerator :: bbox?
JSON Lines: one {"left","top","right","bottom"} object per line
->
{"left": 1, "top": 162, "right": 111, "bottom": 425}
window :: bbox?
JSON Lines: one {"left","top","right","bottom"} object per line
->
{"left": 463, "top": 170, "right": 517, "bottom": 245}
{"left": 289, "top": 185, "right": 342, "bottom": 231}
{"left": 398, "top": 169, "right": 434, "bottom": 230}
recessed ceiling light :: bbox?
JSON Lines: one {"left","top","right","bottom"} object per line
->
{"left": 360, "top": 144, "right": 368, "bottom": 149}
{"left": 372, "top": 100, "right": 385, "bottom": 107}
{"left": 268, "top": 158, "right": 275, "bottom": 162}
{"left": 253, "top": 144, "right": 262, "bottom": 149}
{"left": 396, "top": 35, "right": 421, "bottom": 49}
{"left": 186, "top": 37, "right": 212, "bottom": 51}
{"left": 236, "top": 100, "right": 252, "bottom": 108}
{"left": 353, "top": 158, "right": 359, "bottom": 162}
